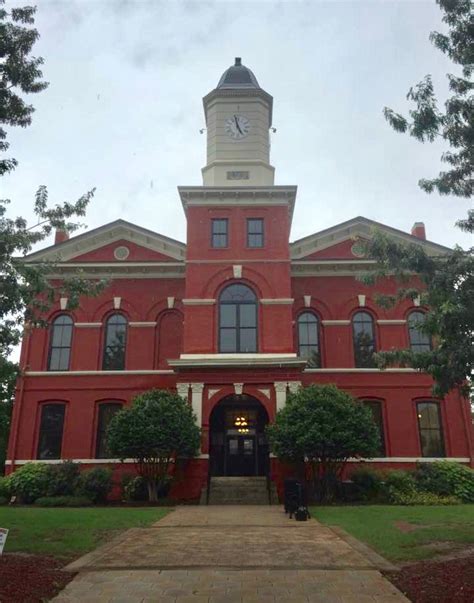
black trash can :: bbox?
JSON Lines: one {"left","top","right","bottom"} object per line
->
{"left": 284, "top": 478, "right": 302, "bottom": 514}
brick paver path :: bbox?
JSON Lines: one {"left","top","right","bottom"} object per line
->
{"left": 54, "top": 506, "right": 408, "bottom": 602}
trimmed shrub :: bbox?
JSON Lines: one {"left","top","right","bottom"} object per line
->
{"left": 121, "top": 474, "right": 148, "bottom": 502}
{"left": 77, "top": 468, "right": 112, "bottom": 503}
{"left": 389, "top": 491, "right": 460, "bottom": 505}
{"left": 35, "top": 495, "right": 93, "bottom": 507}
{"left": 0, "top": 475, "right": 11, "bottom": 499}
{"left": 9, "top": 463, "right": 49, "bottom": 503}
{"left": 384, "top": 470, "right": 417, "bottom": 502}
{"left": 351, "top": 467, "right": 384, "bottom": 501}
{"left": 45, "top": 460, "right": 80, "bottom": 497}
{"left": 415, "top": 461, "right": 474, "bottom": 503}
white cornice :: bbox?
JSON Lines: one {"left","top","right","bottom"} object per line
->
{"left": 291, "top": 260, "right": 376, "bottom": 277}
{"left": 178, "top": 186, "right": 297, "bottom": 225}
{"left": 169, "top": 353, "right": 306, "bottom": 369}
{"left": 202, "top": 87, "right": 273, "bottom": 126}
{"left": 22, "top": 220, "right": 186, "bottom": 263}
{"left": 290, "top": 216, "right": 451, "bottom": 260}
{"left": 24, "top": 370, "right": 175, "bottom": 376}
{"left": 36, "top": 262, "right": 185, "bottom": 279}
{"left": 304, "top": 368, "right": 417, "bottom": 373}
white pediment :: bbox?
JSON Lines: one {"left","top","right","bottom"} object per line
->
{"left": 23, "top": 219, "right": 186, "bottom": 263}
{"left": 290, "top": 216, "right": 451, "bottom": 260}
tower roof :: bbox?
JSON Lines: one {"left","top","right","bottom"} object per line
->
{"left": 217, "top": 57, "right": 260, "bottom": 89}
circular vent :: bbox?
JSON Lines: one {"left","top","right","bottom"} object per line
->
{"left": 114, "top": 245, "right": 130, "bottom": 260}
{"left": 351, "top": 241, "right": 365, "bottom": 258}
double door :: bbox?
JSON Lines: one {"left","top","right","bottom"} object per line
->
{"left": 225, "top": 434, "right": 257, "bottom": 476}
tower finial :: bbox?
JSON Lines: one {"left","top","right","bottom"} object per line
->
{"left": 235, "top": 57, "right": 242, "bottom": 66}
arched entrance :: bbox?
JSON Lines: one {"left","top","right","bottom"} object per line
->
{"left": 209, "top": 394, "right": 270, "bottom": 477}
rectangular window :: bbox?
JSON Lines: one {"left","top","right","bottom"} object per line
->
{"left": 211, "top": 219, "right": 228, "bottom": 248}
{"left": 417, "top": 401, "right": 445, "bottom": 457}
{"left": 96, "top": 403, "right": 122, "bottom": 459}
{"left": 37, "top": 404, "right": 65, "bottom": 460}
{"left": 362, "top": 400, "right": 386, "bottom": 456}
{"left": 247, "top": 218, "right": 264, "bottom": 248}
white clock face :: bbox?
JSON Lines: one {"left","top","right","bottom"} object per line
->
{"left": 225, "top": 114, "right": 250, "bottom": 140}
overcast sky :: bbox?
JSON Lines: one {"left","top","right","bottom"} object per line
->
{"left": 3, "top": 0, "right": 472, "bottom": 249}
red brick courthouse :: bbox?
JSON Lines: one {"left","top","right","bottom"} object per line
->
{"left": 7, "top": 59, "right": 473, "bottom": 500}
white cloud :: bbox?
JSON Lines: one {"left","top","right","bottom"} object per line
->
{"left": 3, "top": 0, "right": 470, "bottom": 248}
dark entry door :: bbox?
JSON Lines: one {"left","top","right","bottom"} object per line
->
{"left": 226, "top": 435, "right": 256, "bottom": 476}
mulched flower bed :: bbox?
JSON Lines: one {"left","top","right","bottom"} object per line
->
{"left": 0, "top": 554, "right": 75, "bottom": 603}
{"left": 385, "top": 554, "right": 474, "bottom": 603}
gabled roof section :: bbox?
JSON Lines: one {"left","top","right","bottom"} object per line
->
{"left": 290, "top": 216, "right": 451, "bottom": 260}
{"left": 23, "top": 219, "right": 186, "bottom": 263}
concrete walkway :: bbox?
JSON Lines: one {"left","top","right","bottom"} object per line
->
{"left": 54, "top": 506, "right": 408, "bottom": 602}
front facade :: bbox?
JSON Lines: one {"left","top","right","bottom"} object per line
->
{"left": 7, "top": 59, "right": 473, "bottom": 499}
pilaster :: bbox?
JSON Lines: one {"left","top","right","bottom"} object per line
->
{"left": 176, "top": 383, "right": 190, "bottom": 401}
{"left": 190, "top": 383, "right": 204, "bottom": 427}
{"left": 274, "top": 382, "right": 288, "bottom": 413}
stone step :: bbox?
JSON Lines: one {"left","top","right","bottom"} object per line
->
{"left": 211, "top": 477, "right": 267, "bottom": 484}
{"left": 206, "top": 476, "right": 278, "bottom": 505}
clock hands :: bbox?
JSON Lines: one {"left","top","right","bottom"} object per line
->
{"left": 234, "top": 115, "right": 243, "bottom": 135}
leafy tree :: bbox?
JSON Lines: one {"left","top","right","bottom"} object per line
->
{"left": 1, "top": 4, "right": 105, "bottom": 453}
{"left": 360, "top": 0, "right": 473, "bottom": 397}
{"left": 107, "top": 389, "right": 201, "bottom": 502}
{"left": 359, "top": 224, "right": 473, "bottom": 397}
{"left": 383, "top": 0, "right": 472, "bottom": 198}
{"left": 267, "top": 384, "right": 380, "bottom": 503}
{"left": 0, "top": 363, "right": 15, "bottom": 474}
{"left": 1, "top": 188, "right": 105, "bottom": 379}
{"left": 1, "top": 1, "right": 49, "bottom": 175}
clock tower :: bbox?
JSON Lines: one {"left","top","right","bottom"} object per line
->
{"left": 178, "top": 58, "right": 297, "bottom": 358}
{"left": 202, "top": 58, "right": 275, "bottom": 187}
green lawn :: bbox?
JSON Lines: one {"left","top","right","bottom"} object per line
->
{"left": 0, "top": 507, "right": 170, "bottom": 558}
{"left": 311, "top": 505, "right": 474, "bottom": 563}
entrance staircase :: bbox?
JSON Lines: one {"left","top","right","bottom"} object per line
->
{"left": 203, "top": 477, "right": 278, "bottom": 505}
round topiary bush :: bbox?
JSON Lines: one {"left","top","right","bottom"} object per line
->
{"left": 9, "top": 463, "right": 50, "bottom": 503}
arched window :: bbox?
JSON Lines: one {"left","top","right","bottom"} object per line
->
{"left": 95, "top": 402, "right": 122, "bottom": 458}
{"left": 297, "top": 312, "right": 320, "bottom": 367}
{"left": 417, "top": 401, "right": 445, "bottom": 457}
{"left": 102, "top": 314, "right": 127, "bottom": 370}
{"left": 219, "top": 283, "right": 257, "bottom": 353}
{"left": 352, "top": 311, "right": 376, "bottom": 368}
{"left": 37, "top": 403, "right": 66, "bottom": 459}
{"left": 408, "top": 311, "right": 431, "bottom": 352}
{"left": 48, "top": 314, "right": 73, "bottom": 371}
